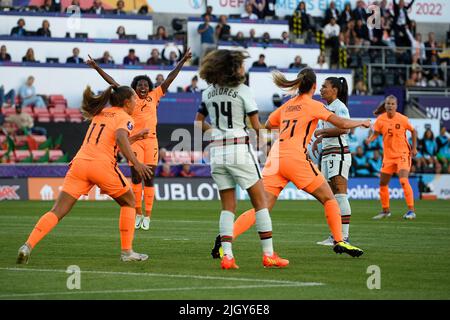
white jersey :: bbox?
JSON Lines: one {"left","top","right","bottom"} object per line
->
{"left": 198, "top": 84, "right": 258, "bottom": 141}
{"left": 319, "top": 99, "right": 350, "bottom": 151}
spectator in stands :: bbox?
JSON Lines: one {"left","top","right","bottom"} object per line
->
{"left": 316, "top": 53, "right": 329, "bottom": 69}
{"left": 368, "top": 149, "right": 383, "bottom": 177}
{"left": 234, "top": 31, "right": 246, "bottom": 46}
{"left": 352, "top": 0, "right": 367, "bottom": 22}
{"left": 0, "top": 85, "right": 16, "bottom": 109}
{"left": 406, "top": 27, "right": 426, "bottom": 64}
{"left": 352, "top": 146, "right": 371, "bottom": 177}
{"left": 66, "top": 47, "right": 84, "bottom": 64}
{"left": 5, "top": 105, "right": 46, "bottom": 136}
{"left": 19, "top": 76, "right": 46, "bottom": 109}
{"left": 22, "top": 48, "right": 39, "bottom": 63}
{"left": 95, "top": 51, "right": 115, "bottom": 64}
{"left": 252, "top": 54, "right": 267, "bottom": 68}
{"left": 155, "top": 74, "right": 165, "bottom": 88}
{"left": 324, "top": 1, "right": 339, "bottom": 26}
{"left": 179, "top": 164, "right": 195, "bottom": 177}
{"left": 113, "top": 0, "right": 126, "bottom": 15}
{"left": 216, "top": 15, "right": 231, "bottom": 41}
{"left": 415, "top": 71, "right": 427, "bottom": 87}
{"left": 138, "top": 5, "right": 149, "bottom": 15}
{"left": 10, "top": 18, "right": 27, "bottom": 37}
{"left": 428, "top": 73, "right": 445, "bottom": 87}
{"left": 261, "top": 32, "right": 271, "bottom": 45}
{"left": 159, "top": 147, "right": 168, "bottom": 164}
{"left": 241, "top": 3, "right": 258, "bottom": 20}
{"left": 281, "top": 31, "right": 290, "bottom": 44}
{"left": 289, "top": 55, "right": 307, "bottom": 69}
{"left": 393, "top": 0, "right": 415, "bottom": 47}
{"left": 421, "top": 128, "right": 441, "bottom": 173}
{"left": 160, "top": 163, "right": 174, "bottom": 177}
{"left": 247, "top": 28, "right": 258, "bottom": 43}
{"left": 40, "top": 0, "right": 61, "bottom": 12}
{"left": 87, "top": 0, "right": 106, "bottom": 15}
{"left": 201, "top": 5, "right": 217, "bottom": 19}
{"left": 198, "top": 14, "right": 216, "bottom": 61}
{"left": 0, "top": 45, "right": 11, "bottom": 62}
{"left": 354, "top": 19, "right": 370, "bottom": 44}
{"left": 323, "top": 17, "right": 340, "bottom": 67}
{"left": 339, "top": 2, "right": 353, "bottom": 27}
{"left": 291, "top": 2, "right": 312, "bottom": 41}
{"left": 353, "top": 80, "right": 368, "bottom": 95}
{"left": 163, "top": 48, "right": 183, "bottom": 67}
{"left": 146, "top": 49, "right": 164, "bottom": 65}
{"left": 116, "top": 26, "right": 126, "bottom": 39}
{"left": 436, "top": 127, "right": 450, "bottom": 173}
{"left": 154, "top": 26, "right": 169, "bottom": 41}
{"left": 425, "top": 32, "right": 439, "bottom": 64}
{"left": 248, "top": 0, "right": 266, "bottom": 19}
{"left": 36, "top": 20, "right": 51, "bottom": 37}
{"left": 405, "top": 70, "right": 418, "bottom": 87}
{"left": 185, "top": 75, "right": 200, "bottom": 93}
{"left": 123, "top": 49, "right": 140, "bottom": 65}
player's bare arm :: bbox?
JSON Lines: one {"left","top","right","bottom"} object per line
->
{"left": 86, "top": 54, "right": 121, "bottom": 88}
{"left": 327, "top": 115, "right": 371, "bottom": 130}
{"left": 195, "top": 112, "right": 211, "bottom": 132}
{"left": 312, "top": 135, "right": 323, "bottom": 157}
{"left": 410, "top": 128, "right": 418, "bottom": 157}
{"left": 160, "top": 48, "right": 192, "bottom": 94}
{"left": 315, "top": 127, "right": 349, "bottom": 138}
{"left": 264, "top": 119, "right": 278, "bottom": 130}
{"left": 128, "top": 128, "right": 150, "bottom": 144}
{"left": 365, "top": 130, "right": 381, "bottom": 145}
{"left": 248, "top": 112, "right": 262, "bottom": 137}
{"left": 116, "top": 128, "right": 152, "bottom": 180}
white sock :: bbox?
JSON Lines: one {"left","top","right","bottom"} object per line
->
{"left": 219, "top": 210, "right": 235, "bottom": 258}
{"left": 255, "top": 208, "right": 273, "bottom": 256}
{"left": 336, "top": 193, "right": 351, "bottom": 239}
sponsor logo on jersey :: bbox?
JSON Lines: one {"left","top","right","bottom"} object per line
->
{"left": 127, "top": 121, "right": 134, "bottom": 130}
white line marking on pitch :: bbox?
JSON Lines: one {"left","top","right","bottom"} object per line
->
{"left": 0, "top": 283, "right": 312, "bottom": 298}
{"left": 0, "top": 267, "right": 324, "bottom": 286}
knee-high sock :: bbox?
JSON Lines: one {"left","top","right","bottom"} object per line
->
{"left": 26, "top": 212, "right": 59, "bottom": 249}
{"left": 132, "top": 183, "right": 143, "bottom": 213}
{"left": 255, "top": 208, "right": 274, "bottom": 256}
{"left": 324, "top": 199, "right": 343, "bottom": 243}
{"left": 335, "top": 194, "right": 351, "bottom": 239}
{"left": 379, "top": 185, "right": 390, "bottom": 211}
{"left": 233, "top": 209, "right": 256, "bottom": 239}
{"left": 119, "top": 206, "right": 136, "bottom": 251}
{"left": 399, "top": 178, "right": 414, "bottom": 209}
{"left": 144, "top": 186, "right": 155, "bottom": 217}
{"left": 219, "top": 210, "right": 235, "bottom": 257}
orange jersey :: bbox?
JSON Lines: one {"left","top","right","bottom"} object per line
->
{"left": 373, "top": 112, "right": 414, "bottom": 159}
{"left": 131, "top": 86, "right": 164, "bottom": 138}
{"left": 268, "top": 95, "right": 333, "bottom": 159}
{"left": 74, "top": 106, "right": 134, "bottom": 163}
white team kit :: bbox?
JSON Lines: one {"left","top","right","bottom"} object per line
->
{"left": 319, "top": 99, "right": 352, "bottom": 181}
{"left": 198, "top": 83, "right": 262, "bottom": 190}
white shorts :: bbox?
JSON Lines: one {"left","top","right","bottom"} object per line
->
{"left": 210, "top": 144, "right": 262, "bottom": 191}
{"left": 321, "top": 153, "right": 352, "bottom": 181}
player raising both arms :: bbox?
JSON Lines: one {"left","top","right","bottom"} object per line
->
{"left": 86, "top": 48, "right": 192, "bottom": 231}
{"left": 17, "top": 85, "right": 153, "bottom": 264}
{"left": 313, "top": 77, "right": 353, "bottom": 246}
{"left": 211, "top": 68, "right": 370, "bottom": 259}
{"left": 196, "top": 49, "right": 289, "bottom": 269}
{"left": 368, "top": 95, "right": 418, "bottom": 220}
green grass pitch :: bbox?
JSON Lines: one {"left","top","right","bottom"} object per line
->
{"left": 0, "top": 199, "right": 449, "bottom": 300}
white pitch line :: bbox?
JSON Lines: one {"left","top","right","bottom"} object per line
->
{"left": 0, "top": 267, "right": 324, "bottom": 286}
{"left": 0, "top": 283, "right": 312, "bottom": 298}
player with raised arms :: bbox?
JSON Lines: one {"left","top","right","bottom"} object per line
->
{"left": 367, "top": 95, "right": 418, "bottom": 220}
{"left": 86, "top": 49, "right": 191, "bottom": 231}
{"left": 196, "top": 49, "right": 289, "bottom": 269}
{"left": 17, "top": 85, "right": 153, "bottom": 264}
{"left": 313, "top": 77, "right": 353, "bottom": 245}
{"left": 211, "top": 68, "right": 370, "bottom": 259}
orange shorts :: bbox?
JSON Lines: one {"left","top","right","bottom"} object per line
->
{"left": 130, "top": 138, "right": 159, "bottom": 166}
{"left": 381, "top": 154, "right": 411, "bottom": 175}
{"left": 262, "top": 156, "right": 326, "bottom": 197}
{"left": 62, "top": 158, "right": 130, "bottom": 199}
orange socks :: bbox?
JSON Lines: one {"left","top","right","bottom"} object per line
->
{"left": 26, "top": 211, "right": 59, "bottom": 249}
{"left": 144, "top": 186, "right": 155, "bottom": 217}
{"left": 379, "top": 185, "right": 390, "bottom": 211}
{"left": 324, "top": 199, "right": 343, "bottom": 243}
{"left": 132, "top": 183, "right": 143, "bottom": 213}
{"left": 119, "top": 206, "right": 136, "bottom": 251}
{"left": 399, "top": 178, "right": 414, "bottom": 209}
{"left": 233, "top": 209, "right": 256, "bottom": 239}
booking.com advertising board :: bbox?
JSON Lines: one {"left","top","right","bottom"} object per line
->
{"left": 0, "top": 176, "right": 429, "bottom": 201}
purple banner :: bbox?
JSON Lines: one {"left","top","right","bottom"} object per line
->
{"left": 157, "top": 93, "right": 201, "bottom": 124}
{"left": 419, "top": 97, "right": 450, "bottom": 129}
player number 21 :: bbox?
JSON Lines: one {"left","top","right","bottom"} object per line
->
{"left": 87, "top": 123, "right": 106, "bottom": 144}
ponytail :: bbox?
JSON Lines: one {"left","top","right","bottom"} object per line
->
{"left": 373, "top": 101, "right": 386, "bottom": 116}
{"left": 81, "top": 86, "right": 112, "bottom": 120}
{"left": 338, "top": 77, "right": 348, "bottom": 106}
{"left": 272, "top": 67, "right": 316, "bottom": 94}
